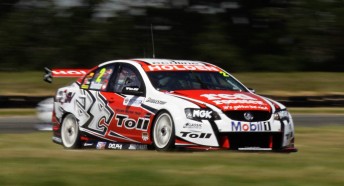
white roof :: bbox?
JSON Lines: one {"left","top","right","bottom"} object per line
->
{"left": 133, "top": 58, "right": 207, "bottom": 65}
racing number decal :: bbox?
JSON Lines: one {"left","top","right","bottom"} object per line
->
{"left": 96, "top": 68, "right": 106, "bottom": 83}
{"left": 219, "top": 71, "right": 229, "bottom": 77}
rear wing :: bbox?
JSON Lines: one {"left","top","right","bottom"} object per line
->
{"left": 44, "top": 67, "right": 89, "bottom": 83}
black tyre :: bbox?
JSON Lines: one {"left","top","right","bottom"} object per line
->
{"left": 61, "top": 114, "right": 81, "bottom": 149}
{"left": 152, "top": 112, "right": 175, "bottom": 151}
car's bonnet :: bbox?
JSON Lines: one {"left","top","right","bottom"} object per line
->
{"left": 170, "top": 90, "right": 272, "bottom": 112}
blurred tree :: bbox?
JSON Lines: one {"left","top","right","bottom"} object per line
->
{"left": 191, "top": 15, "right": 246, "bottom": 71}
{"left": 0, "top": 0, "right": 343, "bottom": 71}
{"left": 286, "top": 0, "right": 344, "bottom": 71}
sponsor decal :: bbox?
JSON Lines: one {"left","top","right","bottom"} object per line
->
{"left": 192, "top": 110, "right": 212, "bottom": 119}
{"left": 89, "top": 82, "right": 103, "bottom": 90}
{"left": 223, "top": 105, "right": 269, "bottom": 111}
{"left": 83, "top": 143, "right": 94, "bottom": 147}
{"left": 115, "top": 109, "right": 142, "bottom": 116}
{"left": 123, "top": 96, "right": 144, "bottom": 107}
{"left": 115, "top": 114, "right": 150, "bottom": 131}
{"left": 201, "top": 93, "right": 255, "bottom": 100}
{"left": 81, "top": 84, "right": 89, "bottom": 89}
{"left": 145, "top": 65, "right": 219, "bottom": 72}
{"left": 96, "top": 142, "right": 107, "bottom": 149}
{"left": 125, "top": 87, "right": 139, "bottom": 91}
{"left": 201, "top": 93, "right": 264, "bottom": 105}
{"left": 142, "top": 132, "right": 149, "bottom": 141}
{"left": 128, "top": 144, "right": 148, "bottom": 150}
{"left": 52, "top": 69, "right": 88, "bottom": 77}
{"left": 149, "top": 61, "right": 204, "bottom": 65}
{"left": 81, "top": 72, "right": 94, "bottom": 89}
{"left": 185, "top": 108, "right": 217, "bottom": 120}
{"left": 231, "top": 121, "right": 271, "bottom": 132}
{"left": 180, "top": 132, "right": 212, "bottom": 139}
{"left": 145, "top": 97, "right": 166, "bottom": 105}
{"left": 108, "top": 143, "right": 123, "bottom": 150}
{"left": 183, "top": 123, "right": 203, "bottom": 129}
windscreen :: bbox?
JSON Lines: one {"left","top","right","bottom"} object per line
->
{"left": 147, "top": 71, "right": 248, "bottom": 92}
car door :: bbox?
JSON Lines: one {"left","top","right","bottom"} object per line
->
{"left": 101, "top": 63, "right": 153, "bottom": 144}
{"left": 77, "top": 64, "right": 117, "bottom": 138}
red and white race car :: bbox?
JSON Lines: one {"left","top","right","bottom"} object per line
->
{"left": 47, "top": 59, "right": 297, "bottom": 152}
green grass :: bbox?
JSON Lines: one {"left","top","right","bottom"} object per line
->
{"left": 0, "top": 71, "right": 71, "bottom": 96}
{"left": 0, "top": 126, "right": 343, "bottom": 186}
{"left": 1, "top": 71, "right": 344, "bottom": 96}
{"left": 0, "top": 109, "right": 36, "bottom": 116}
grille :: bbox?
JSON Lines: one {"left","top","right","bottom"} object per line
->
{"left": 224, "top": 132, "right": 283, "bottom": 150}
{"left": 224, "top": 111, "right": 271, "bottom": 122}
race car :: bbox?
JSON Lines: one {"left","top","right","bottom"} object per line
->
{"left": 46, "top": 59, "right": 297, "bottom": 152}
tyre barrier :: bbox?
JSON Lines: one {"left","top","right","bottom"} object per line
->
{"left": 267, "top": 95, "right": 344, "bottom": 107}
{"left": 0, "top": 96, "right": 50, "bottom": 108}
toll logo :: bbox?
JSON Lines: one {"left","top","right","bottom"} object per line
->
{"left": 180, "top": 132, "right": 212, "bottom": 139}
{"left": 115, "top": 114, "right": 150, "bottom": 131}
{"left": 231, "top": 121, "right": 271, "bottom": 132}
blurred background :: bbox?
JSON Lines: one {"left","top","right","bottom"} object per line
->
{"left": 1, "top": 0, "right": 344, "bottom": 107}
{"left": 1, "top": 0, "right": 344, "bottom": 72}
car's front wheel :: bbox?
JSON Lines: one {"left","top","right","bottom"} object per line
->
{"left": 61, "top": 114, "right": 81, "bottom": 149}
{"left": 152, "top": 112, "right": 175, "bottom": 151}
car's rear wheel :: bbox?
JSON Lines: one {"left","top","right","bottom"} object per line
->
{"left": 61, "top": 114, "right": 81, "bottom": 149}
{"left": 152, "top": 112, "right": 175, "bottom": 151}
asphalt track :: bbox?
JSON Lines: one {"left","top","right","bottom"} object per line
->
{"left": 0, "top": 114, "right": 343, "bottom": 134}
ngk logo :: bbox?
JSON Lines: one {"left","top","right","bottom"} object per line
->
{"left": 193, "top": 110, "right": 212, "bottom": 119}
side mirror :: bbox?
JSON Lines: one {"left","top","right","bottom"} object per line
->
{"left": 122, "top": 86, "right": 144, "bottom": 96}
{"left": 248, "top": 88, "right": 255, "bottom": 93}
